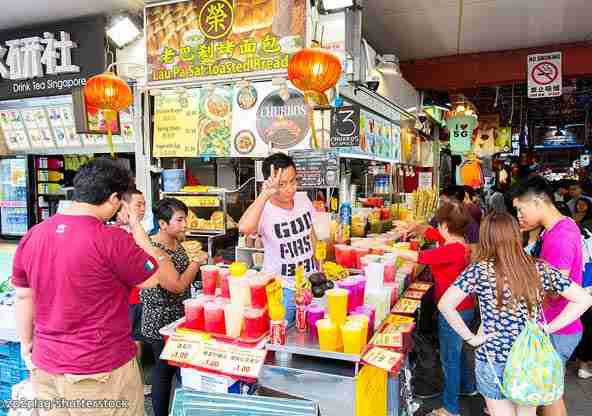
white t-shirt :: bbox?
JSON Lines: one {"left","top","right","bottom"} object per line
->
{"left": 258, "top": 192, "right": 316, "bottom": 289}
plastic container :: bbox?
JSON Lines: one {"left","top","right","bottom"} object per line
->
{"left": 219, "top": 269, "right": 231, "bottom": 298}
{"left": 312, "top": 212, "right": 332, "bottom": 241}
{"left": 243, "top": 308, "right": 267, "bottom": 339}
{"left": 249, "top": 274, "right": 269, "bottom": 309}
{"left": 184, "top": 298, "right": 205, "bottom": 331}
{"left": 352, "top": 247, "right": 370, "bottom": 270}
{"left": 365, "top": 262, "right": 385, "bottom": 292}
{"left": 204, "top": 302, "right": 226, "bottom": 334}
{"left": 162, "top": 169, "right": 186, "bottom": 192}
{"left": 355, "top": 305, "right": 376, "bottom": 336}
{"left": 201, "top": 266, "right": 219, "bottom": 296}
{"left": 316, "top": 319, "right": 340, "bottom": 352}
{"left": 326, "top": 288, "right": 348, "bottom": 326}
{"left": 348, "top": 314, "right": 370, "bottom": 343}
{"left": 383, "top": 260, "right": 396, "bottom": 283}
{"left": 307, "top": 306, "right": 325, "bottom": 338}
{"left": 341, "top": 321, "right": 365, "bottom": 355}
{"left": 229, "top": 275, "right": 251, "bottom": 308}
{"left": 337, "top": 279, "right": 358, "bottom": 312}
{"left": 223, "top": 303, "right": 244, "bottom": 338}
{"left": 334, "top": 245, "right": 354, "bottom": 269}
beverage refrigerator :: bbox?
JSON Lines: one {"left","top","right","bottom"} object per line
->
{"left": 0, "top": 156, "right": 33, "bottom": 238}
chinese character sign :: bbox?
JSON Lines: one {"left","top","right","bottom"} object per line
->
{"left": 0, "top": 16, "right": 105, "bottom": 100}
{"left": 145, "top": 0, "right": 307, "bottom": 83}
{"left": 527, "top": 52, "right": 562, "bottom": 99}
{"left": 447, "top": 114, "right": 477, "bottom": 155}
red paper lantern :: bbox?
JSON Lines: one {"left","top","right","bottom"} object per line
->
{"left": 84, "top": 71, "right": 132, "bottom": 112}
{"left": 288, "top": 45, "right": 342, "bottom": 101}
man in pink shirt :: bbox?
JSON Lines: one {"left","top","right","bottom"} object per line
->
{"left": 13, "top": 158, "right": 180, "bottom": 416}
{"left": 512, "top": 176, "right": 583, "bottom": 416}
{"left": 239, "top": 153, "right": 316, "bottom": 323}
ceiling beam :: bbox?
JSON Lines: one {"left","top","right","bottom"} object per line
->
{"left": 400, "top": 42, "right": 592, "bottom": 91}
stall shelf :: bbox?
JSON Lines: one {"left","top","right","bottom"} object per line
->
{"left": 162, "top": 190, "right": 229, "bottom": 263}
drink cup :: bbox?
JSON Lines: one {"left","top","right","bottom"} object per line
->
{"left": 201, "top": 265, "right": 219, "bottom": 296}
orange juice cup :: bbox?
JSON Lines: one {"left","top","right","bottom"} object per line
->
{"left": 316, "top": 319, "right": 340, "bottom": 352}
{"left": 348, "top": 314, "right": 370, "bottom": 343}
{"left": 341, "top": 321, "right": 365, "bottom": 355}
{"left": 326, "top": 288, "right": 348, "bottom": 326}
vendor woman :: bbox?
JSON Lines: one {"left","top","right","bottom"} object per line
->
{"left": 392, "top": 201, "right": 476, "bottom": 416}
{"left": 239, "top": 153, "right": 316, "bottom": 323}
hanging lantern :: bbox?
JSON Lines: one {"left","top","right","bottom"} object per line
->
{"left": 288, "top": 42, "right": 342, "bottom": 149}
{"left": 288, "top": 42, "right": 342, "bottom": 107}
{"left": 84, "top": 71, "right": 133, "bottom": 156}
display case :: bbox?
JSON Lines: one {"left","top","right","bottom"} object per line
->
{"left": 162, "top": 190, "right": 229, "bottom": 262}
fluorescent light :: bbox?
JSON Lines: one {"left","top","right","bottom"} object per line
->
{"left": 107, "top": 17, "right": 141, "bottom": 48}
{"left": 322, "top": 0, "right": 354, "bottom": 11}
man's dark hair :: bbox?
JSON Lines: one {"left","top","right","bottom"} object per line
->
{"left": 122, "top": 188, "right": 143, "bottom": 203}
{"left": 153, "top": 198, "right": 188, "bottom": 224}
{"left": 73, "top": 158, "right": 132, "bottom": 205}
{"left": 510, "top": 176, "right": 554, "bottom": 203}
{"left": 262, "top": 153, "right": 296, "bottom": 179}
{"left": 441, "top": 186, "right": 466, "bottom": 203}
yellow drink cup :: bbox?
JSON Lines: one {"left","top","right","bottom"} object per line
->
{"left": 348, "top": 314, "right": 370, "bottom": 344}
{"left": 316, "top": 319, "right": 340, "bottom": 352}
{"left": 341, "top": 321, "right": 365, "bottom": 355}
{"left": 326, "top": 288, "right": 348, "bottom": 326}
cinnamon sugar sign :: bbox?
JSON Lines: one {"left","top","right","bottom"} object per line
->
{"left": 145, "top": 0, "right": 308, "bottom": 83}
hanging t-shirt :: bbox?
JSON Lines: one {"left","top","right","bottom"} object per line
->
{"left": 259, "top": 192, "right": 316, "bottom": 289}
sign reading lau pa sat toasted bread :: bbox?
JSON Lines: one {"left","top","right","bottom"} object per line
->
{"left": 145, "top": 0, "right": 307, "bottom": 83}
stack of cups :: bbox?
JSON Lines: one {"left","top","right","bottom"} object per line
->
{"left": 337, "top": 279, "right": 358, "bottom": 312}
{"left": 201, "top": 266, "right": 220, "bottom": 296}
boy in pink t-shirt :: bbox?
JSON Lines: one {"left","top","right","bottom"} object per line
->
{"left": 239, "top": 153, "right": 316, "bottom": 322}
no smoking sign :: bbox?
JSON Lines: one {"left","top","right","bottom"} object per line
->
{"left": 528, "top": 52, "right": 562, "bottom": 99}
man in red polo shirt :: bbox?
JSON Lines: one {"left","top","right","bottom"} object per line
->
{"left": 13, "top": 158, "right": 180, "bottom": 416}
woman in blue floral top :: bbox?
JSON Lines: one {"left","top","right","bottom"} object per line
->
{"left": 438, "top": 212, "right": 592, "bottom": 416}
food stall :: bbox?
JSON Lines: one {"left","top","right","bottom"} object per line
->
{"left": 138, "top": 2, "right": 441, "bottom": 416}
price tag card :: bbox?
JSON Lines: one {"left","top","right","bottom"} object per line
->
{"left": 408, "top": 282, "right": 433, "bottom": 292}
{"left": 391, "top": 298, "right": 421, "bottom": 315}
{"left": 381, "top": 322, "right": 415, "bottom": 334}
{"left": 221, "top": 345, "right": 267, "bottom": 379}
{"left": 197, "top": 340, "right": 227, "bottom": 373}
{"left": 402, "top": 290, "right": 426, "bottom": 300}
{"left": 385, "top": 314, "right": 415, "bottom": 325}
{"left": 362, "top": 347, "right": 403, "bottom": 372}
{"left": 370, "top": 333, "right": 403, "bottom": 349}
{"left": 176, "top": 196, "right": 220, "bottom": 208}
{"left": 160, "top": 334, "right": 203, "bottom": 365}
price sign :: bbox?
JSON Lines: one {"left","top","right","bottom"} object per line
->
{"left": 160, "top": 335, "right": 203, "bottom": 364}
{"left": 362, "top": 347, "right": 403, "bottom": 372}
{"left": 370, "top": 333, "right": 403, "bottom": 349}
{"left": 197, "top": 341, "right": 226, "bottom": 373}
{"left": 221, "top": 345, "right": 267, "bottom": 379}
{"left": 408, "top": 282, "right": 433, "bottom": 292}
{"left": 330, "top": 106, "right": 360, "bottom": 147}
{"left": 381, "top": 322, "right": 415, "bottom": 334}
{"left": 391, "top": 299, "right": 421, "bottom": 315}
{"left": 402, "top": 290, "right": 426, "bottom": 300}
{"left": 385, "top": 314, "right": 415, "bottom": 325}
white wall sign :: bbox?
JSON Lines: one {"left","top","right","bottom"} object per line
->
{"left": 527, "top": 52, "right": 562, "bottom": 99}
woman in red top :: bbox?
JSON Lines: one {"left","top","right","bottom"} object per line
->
{"left": 394, "top": 202, "right": 475, "bottom": 416}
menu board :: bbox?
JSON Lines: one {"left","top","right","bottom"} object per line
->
{"left": 119, "top": 108, "right": 136, "bottom": 144}
{"left": 145, "top": 0, "right": 308, "bottom": 84}
{"left": 0, "top": 110, "right": 30, "bottom": 150}
{"left": 154, "top": 89, "right": 201, "bottom": 157}
{"left": 392, "top": 124, "right": 401, "bottom": 163}
{"left": 47, "top": 105, "right": 81, "bottom": 147}
{"left": 360, "top": 111, "right": 393, "bottom": 159}
{"left": 21, "top": 109, "right": 55, "bottom": 149}
{"left": 199, "top": 86, "right": 233, "bottom": 156}
{"left": 153, "top": 80, "right": 313, "bottom": 158}
{"left": 290, "top": 150, "right": 339, "bottom": 189}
